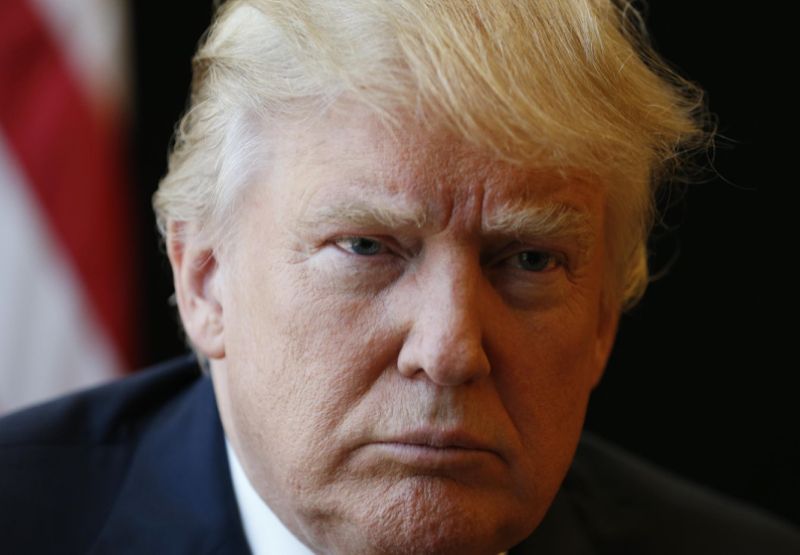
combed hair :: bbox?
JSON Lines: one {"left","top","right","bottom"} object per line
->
{"left": 154, "top": 0, "right": 711, "bottom": 311}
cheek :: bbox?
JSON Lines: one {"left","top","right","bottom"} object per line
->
{"left": 494, "top": 302, "right": 600, "bottom": 476}
{"left": 222, "top": 254, "right": 400, "bottom": 473}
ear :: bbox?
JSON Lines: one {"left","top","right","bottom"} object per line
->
{"left": 590, "top": 294, "right": 621, "bottom": 389}
{"left": 166, "top": 221, "right": 226, "bottom": 359}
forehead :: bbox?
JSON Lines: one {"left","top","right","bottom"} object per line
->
{"left": 266, "top": 104, "right": 606, "bottom": 231}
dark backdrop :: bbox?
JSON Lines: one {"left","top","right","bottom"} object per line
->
{"left": 129, "top": 1, "right": 784, "bottom": 524}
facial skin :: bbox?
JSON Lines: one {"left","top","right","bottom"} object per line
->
{"left": 169, "top": 103, "right": 621, "bottom": 555}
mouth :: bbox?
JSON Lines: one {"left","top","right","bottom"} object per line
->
{"left": 368, "top": 430, "right": 503, "bottom": 468}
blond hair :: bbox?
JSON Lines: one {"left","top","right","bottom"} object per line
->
{"left": 154, "top": 0, "right": 711, "bottom": 311}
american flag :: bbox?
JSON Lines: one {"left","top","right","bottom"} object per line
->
{"left": 0, "top": 0, "right": 135, "bottom": 413}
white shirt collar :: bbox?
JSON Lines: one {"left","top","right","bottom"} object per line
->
{"left": 225, "top": 440, "right": 315, "bottom": 555}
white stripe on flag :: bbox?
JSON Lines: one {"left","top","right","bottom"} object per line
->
{"left": 30, "top": 0, "right": 129, "bottom": 106}
{"left": 0, "top": 134, "right": 121, "bottom": 414}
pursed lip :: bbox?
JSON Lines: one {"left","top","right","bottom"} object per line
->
{"left": 375, "top": 429, "right": 500, "bottom": 457}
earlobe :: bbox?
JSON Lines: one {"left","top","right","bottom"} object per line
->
{"left": 167, "top": 221, "right": 226, "bottom": 360}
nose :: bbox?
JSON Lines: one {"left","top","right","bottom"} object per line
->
{"left": 396, "top": 251, "right": 491, "bottom": 386}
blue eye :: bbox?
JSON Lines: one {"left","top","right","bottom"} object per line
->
{"left": 337, "top": 237, "right": 385, "bottom": 256}
{"left": 514, "top": 251, "right": 558, "bottom": 272}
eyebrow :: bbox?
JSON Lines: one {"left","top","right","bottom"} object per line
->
{"left": 482, "top": 200, "right": 596, "bottom": 254}
{"left": 298, "top": 196, "right": 595, "bottom": 253}
{"left": 298, "top": 195, "right": 428, "bottom": 231}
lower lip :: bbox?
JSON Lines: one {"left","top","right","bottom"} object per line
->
{"left": 369, "top": 442, "right": 499, "bottom": 468}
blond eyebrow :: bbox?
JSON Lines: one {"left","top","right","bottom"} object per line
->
{"left": 483, "top": 200, "right": 596, "bottom": 254}
{"left": 298, "top": 195, "right": 595, "bottom": 254}
{"left": 297, "top": 196, "right": 428, "bottom": 230}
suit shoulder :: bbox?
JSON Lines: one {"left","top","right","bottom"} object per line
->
{"left": 0, "top": 353, "right": 202, "bottom": 446}
{"left": 567, "top": 432, "right": 800, "bottom": 554}
{"left": 0, "top": 354, "right": 206, "bottom": 553}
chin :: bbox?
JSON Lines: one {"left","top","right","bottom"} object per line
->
{"left": 308, "top": 475, "right": 539, "bottom": 555}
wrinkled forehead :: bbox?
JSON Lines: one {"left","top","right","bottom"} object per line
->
{"left": 268, "top": 102, "right": 606, "bottom": 223}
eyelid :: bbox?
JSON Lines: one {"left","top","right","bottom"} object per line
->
{"left": 492, "top": 246, "right": 567, "bottom": 273}
{"left": 332, "top": 236, "right": 567, "bottom": 272}
{"left": 483, "top": 241, "right": 530, "bottom": 261}
{"left": 509, "top": 251, "right": 563, "bottom": 271}
{"left": 333, "top": 236, "right": 390, "bottom": 255}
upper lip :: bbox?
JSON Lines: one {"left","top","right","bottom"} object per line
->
{"left": 378, "top": 429, "right": 497, "bottom": 453}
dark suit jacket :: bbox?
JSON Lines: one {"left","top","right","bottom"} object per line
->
{"left": 1, "top": 354, "right": 798, "bottom": 554}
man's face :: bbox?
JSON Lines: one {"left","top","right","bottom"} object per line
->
{"left": 210, "top": 105, "right": 619, "bottom": 554}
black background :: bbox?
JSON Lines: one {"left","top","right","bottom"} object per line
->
{"left": 128, "top": 1, "right": 783, "bottom": 523}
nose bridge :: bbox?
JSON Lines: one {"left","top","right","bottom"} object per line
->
{"left": 436, "top": 252, "right": 482, "bottom": 332}
{"left": 397, "top": 247, "right": 491, "bottom": 385}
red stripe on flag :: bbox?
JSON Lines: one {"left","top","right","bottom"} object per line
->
{"left": 0, "top": 0, "right": 136, "bottom": 367}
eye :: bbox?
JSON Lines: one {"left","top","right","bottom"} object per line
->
{"left": 509, "top": 250, "right": 561, "bottom": 272}
{"left": 334, "top": 236, "right": 386, "bottom": 256}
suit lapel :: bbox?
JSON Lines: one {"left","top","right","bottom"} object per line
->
{"left": 89, "top": 374, "right": 250, "bottom": 554}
